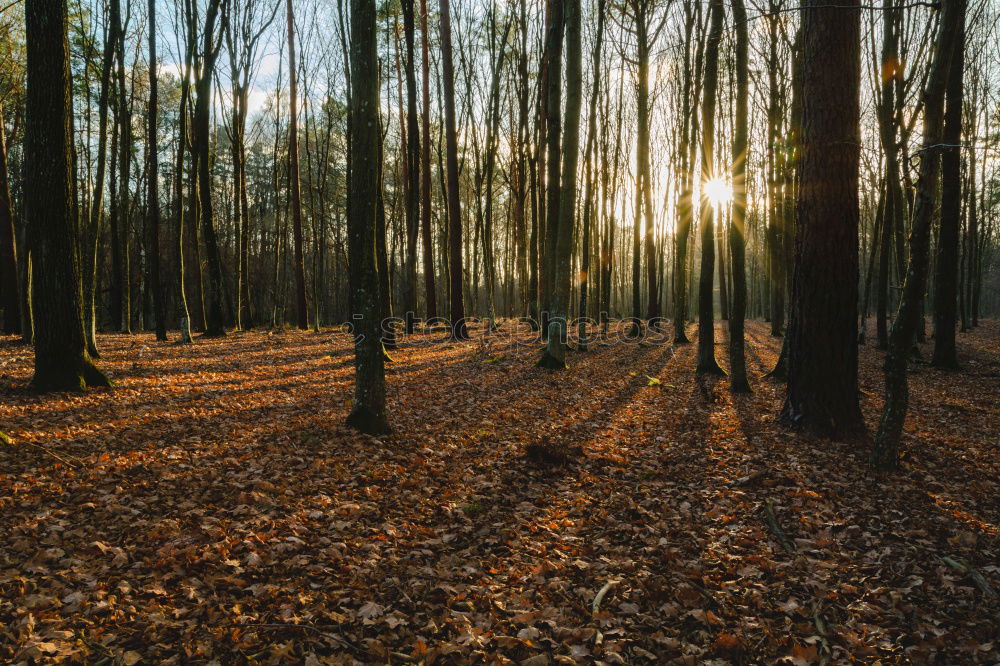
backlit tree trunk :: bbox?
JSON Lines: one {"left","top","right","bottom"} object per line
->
{"left": 577, "top": 0, "right": 606, "bottom": 351}
{"left": 539, "top": 0, "right": 581, "bottom": 369}
{"left": 438, "top": 0, "right": 467, "bottom": 339}
{"left": 932, "top": 0, "right": 965, "bottom": 370}
{"left": 873, "top": 0, "right": 963, "bottom": 469}
{"left": 672, "top": 3, "right": 698, "bottom": 344}
{"left": 419, "top": 0, "right": 437, "bottom": 321}
{"left": 146, "top": 0, "right": 166, "bottom": 341}
{"left": 695, "top": 0, "right": 725, "bottom": 375}
{"left": 402, "top": 0, "right": 421, "bottom": 334}
{"left": 779, "top": 0, "right": 865, "bottom": 438}
{"left": 728, "top": 0, "right": 750, "bottom": 393}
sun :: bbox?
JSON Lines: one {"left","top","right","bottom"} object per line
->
{"left": 704, "top": 178, "right": 733, "bottom": 206}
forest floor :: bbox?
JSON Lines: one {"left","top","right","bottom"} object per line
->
{"left": 0, "top": 320, "right": 998, "bottom": 665}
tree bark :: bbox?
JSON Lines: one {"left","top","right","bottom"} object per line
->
{"left": 345, "top": 0, "right": 389, "bottom": 434}
{"left": 402, "top": 0, "right": 421, "bottom": 334}
{"left": 696, "top": 0, "right": 725, "bottom": 375}
{"left": 635, "top": 4, "right": 656, "bottom": 324}
{"left": 146, "top": 0, "right": 166, "bottom": 340}
{"left": 83, "top": 0, "right": 119, "bottom": 344}
{"left": 577, "top": 0, "right": 606, "bottom": 352}
{"left": 875, "top": 0, "right": 904, "bottom": 350}
{"left": 173, "top": 33, "right": 193, "bottom": 344}
{"left": 286, "top": 0, "right": 308, "bottom": 330}
{"left": 419, "top": 0, "right": 437, "bottom": 322}
{"left": 672, "top": 3, "right": 697, "bottom": 344}
{"left": 438, "top": 0, "right": 467, "bottom": 339}
{"left": 192, "top": 0, "right": 228, "bottom": 337}
{"left": 25, "top": 0, "right": 110, "bottom": 391}
{"left": 112, "top": 0, "right": 131, "bottom": 337}
{"left": 779, "top": 0, "right": 866, "bottom": 439}
{"left": 765, "top": 4, "right": 785, "bottom": 337}
{"left": 728, "top": 0, "right": 751, "bottom": 393}
{"left": 539, "top": 0, "right": 581, "bottom": 369}
{"left": 0, "top": 104, "right": 19, "bottom": 334}
{"left": 873, "top": 0, "right": 963, "bottom": 469}
{"left": 932, "top": 0, "right": 965, "bottom": 370}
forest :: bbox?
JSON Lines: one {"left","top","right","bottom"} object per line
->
{"left": 0, "top": 0, "right": 999, "bottom": 661}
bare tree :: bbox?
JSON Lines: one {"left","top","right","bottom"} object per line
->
{"left": 146, "top": 0, "right": 166, "bottom": 340}
{"left": 190, "top": 0, "right": 229, "bottom": 337}
{"left": 873, "top": 0, "right": 964, "bottom": 469}
{"left": 286, "top": 0, "right": 309, "bottom": 329}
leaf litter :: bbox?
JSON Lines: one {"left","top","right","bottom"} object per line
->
{"left": 0, "top": 321, "right": 997, "bottom": 664}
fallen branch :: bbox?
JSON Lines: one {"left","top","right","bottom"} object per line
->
{"left": 763, "top": 499, "right": 795, "bottom": 554}
{"left": 940, "top": 555, "right": 998, "bottom": 599}
{"left": 237, "top": 622, "right": 363, "bottom": 653}
{"left": 812, "top": 601, "right": 832, "bottom": 666}
{"left": 592, "top": 579, "right": 620, "bottom": 614}
{"left": 728, "top": 470, "right": 769, "bottom": 487}
{"left": 7, "top": 437, "right": 83, "bottom": 469}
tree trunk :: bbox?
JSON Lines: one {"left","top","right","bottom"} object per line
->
{"left": 0, "top": 105, "right": 19, "bottom": 334}
{"left": 696, "top": 0, "right": 725, "bottom": 375}
{"left": 514, "top": 0, "right": 530, "bottom": 320}
{"left": 540, "top": 0, "right": 564, "bottom": 343}
{"left": 875, "top": 0, "right": 904, "bottom": 350}
{"left": 25, "top": 0, "right": 109, "bottom": 391}
{"left": 577, "top": 0, "right": 605, "bottom": 352}
{"left": 146, "top": 0, "right": 166, "bottom": 340}
{"left": 113, "top": 2, "right": 131, "bottom": 337}
{"left": 480, "top": 14, "right": 511, "bottom": 332}
{"left": 539, "top": 0, "right": 581, "bottom": 369}
{"left": 672, "top": 4, "right": 697, "bottom": 344}
{"left": 402, "top": 0, "right": 421, "bottom": 334}
{"left": 780, "top": 0, "right": 865, "bottom": 438}
{"left": 286, "top": 0, "right": 309, "bottom": 330}
{"left": 635, "top": 8, "right": 656, "bottom": 324}
{"left": 932, "top": 0, "right": 965, "bottom": 370}
{"left": 765, "top": 5, "right": 784, "bottom": 337}
{"left": 438, "top": 0, "right": 467, "bottom": 339}
{"left": 873, "top": 0, "right": 963, "bottom": 469}
{"left": 193, "top": 0, "right": 227, "bottom": 337}
{"left": 419, "top": 0, "right": 437, "bottom": 321}
{"left": 173, "top": 42, "right": 193, "bottom": 344}
{"left": 728, "top": 0, "right": 751, "bottom": 393}
{"left": 345, "top": 0, "right": 389, "bottom": 434}
{"left": 82, "top": 0, "right": 119, "bottom": 345}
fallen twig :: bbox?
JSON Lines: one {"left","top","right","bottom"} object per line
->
{"left": 12, "top": 439, "right": 83, "bottom": 469}
{"left": 728, "top": 470, "right": 769, "bottom": 487}
{"left": 940, "top": 555, "right": 998, "bottom": 599}
{"left": 237, "top": 622, "right": 363, "bottom": 653}
{"left": 812, "top": 601, "right": 832, "bottom": 666}
{"left": 592, "top": 579, "right": 620, "bottom": 614}
{"left": 763, "top": 499, "right": 795, "bottom": 554}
